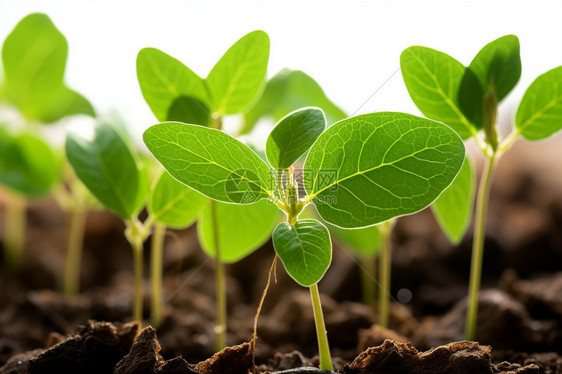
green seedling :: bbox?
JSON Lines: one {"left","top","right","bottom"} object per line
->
{"left": 137, "top": 30, "right": 280, "bottom": 349}
{"left": 245, "top": 67, "right": 453, "bottom": 328}
{"left": 65, "top": 121, "right": 209, "bottom": 324}
{"left": 0, "top": 127, "right": 62, "bottom": 269}
{"left": 0, "top": 13, "right": 95, "bottom": 290}
{"left": 401, "top": 34, "right": 562, "bottom": 340}
{"left": 144, "top": 107, "right": 466, "bottom": 370}
{"left": 66, "top": 122, "right": 148, "bottom": 321}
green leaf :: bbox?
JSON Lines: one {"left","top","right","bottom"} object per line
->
{"left": 143, "top": 122, "right": 275, "bottom": 204}
{"left": 0, "top": 128, "right": 61, "bottom": 197}
{"left": 401, "top": 46, "right": 476, "bottom": 139}
{"left": 330, "top": 224, "right": 381, "bottom": 258}
{"left": 166, "top": 96, "right": 211, "bottom": 126}
{"left": 206, "top": 30, "right": 270, "bottom": 115}
{"left": 304, "top": 112, "right": 465, "bottom": 228}
{"left": 198, "top": 199, "right": 280, "bottom": 263}
{"left": 38, "top": 86, "right": 95, "bottom": 123}
{"left": 266, "top": 107, "right": 326, "bottom": 169}
{"left": 148, "top": 171, "right": 208, "bottom": 229}
{"left": 273, "top": 219, "right": 332, "bottom": 287}
{"left": 1, "top": 13, "right": 94, "bottom": 122}
{"left": 467, "top": 35, "right": 521, "bottom": 102}
{"left": 516, "top": 65, "right": 562, "bottom": 140}
{"left": 242, "top": 69, "right": 346, "bottom": 135}
{"left": 66, "top": 123, "right": 146, "bottom": 219}
{"left": 431, "top": 156, "right": 475, "bottom": 244}
{"left": 137, "top": 47, "right": 211, "bottom": 122}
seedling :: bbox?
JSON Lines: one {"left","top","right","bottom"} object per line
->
{"left": 0, "top": 127, "right": 62, "bottom": 269}
{"left": 65, "top": 121, "right": 211, "bottom": 324}
{"left": 401, "top": 34, "right": 562, "bottom": 340}
{"left": 245, "top": 68, "right": 448, "bottom": 328}
{"left": 0, "top": 13, "right": 94, "bottom": 276}
{"left": 136, "top": 30, "right": 280, "bottom": 349}
{"left": 144, "top": 106, "right": 465, "bottom": 369}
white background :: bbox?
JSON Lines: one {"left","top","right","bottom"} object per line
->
{"left": 1, "top": 0, "right": 561, "bottom": 147}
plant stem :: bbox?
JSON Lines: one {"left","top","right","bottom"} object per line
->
{"left": 127, "top": 231, "right": 144, "bottom": 322}
{"left": 3, "top": 190, "right": 26, "bottom": 271}
{"left": 150, "top": 222, "right": 166, "bottom": 327}
{"left": 378, "top": 220, "right": 392, "bottom": 328}
{"left": 360, "top": 255, "right": 377, "bottom": 307}
{"left": 465, "top": 152, "right": 497, "bottom": 341}
{"left": 210, "top": 200, "right": 227, "bottom": 351}
{"left": 309, "top": 283, "right": 333, "bottom": 371}
{"left": 63, "top": 205, "right": 88, "bottom": 296}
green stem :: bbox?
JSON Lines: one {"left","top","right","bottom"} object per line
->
{"left": 210, "top": 200, "right": 227, "bottom": 351}
{"left": 3, "top": 191, "right": 26, "bottom": 271}
{"left": 150, "top": 222, "right": 166, "bottom": 327}
{"left": 309, "top": 283, "right": 333, "bottom": 371}
{"left": 127, "top": 232, "right": 144, "bottom": 322}
{"left": 465, "top": 152, "right": 497, "bottom": 340}
{"left": 378, "top": 220, "right": 392, "bottom": 328}
{"left": 360, "top": 255, "right": 377, "bottom": 307}
{"left": 63, "top": 205, "right": 88, "bottom": 296}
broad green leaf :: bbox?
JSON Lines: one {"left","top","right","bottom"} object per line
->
{"left": 516, "top": 65, "right": 562, "bottom": 140}
{"left": 401, "top": 46, "right": 476, "bottom": 139}
{"left": 2, "top": 14, "right": 66, "bottom": 107}
{"left": 37, "top": 86, "right": 95, "bottom": 123}
{"left": 206, "top": 30, "right": 270, "bottom": 115}
{"left": 467, "top": 35, "right": 521, "bottom": 102}
{"left": 273, "top": 219, "right": 332, "bottom": 287}
{"left": 143, "top": 122, "right": 275, "bottom": 204}
{"left": 266, "top": 107, "right": 326, "bottom": 169}
{"left": 66, "top": 123, "right": 145, "bottom": 219}
{"left": 1, "top": 13, "right": 94, "bottom": 122}
{"left": 304, "top": 112, "right": 465, "bottom": 228}
{"left": 0, "top": 128, "right": 61, "bottom": 197}
{"left": 137, "top": 47, "right": 211, "bottom": 122}
{"left": 242, "top": 69, "right": 346, "bottom": 135}
{"left": 431, "top": 156, "right": 475, "bottom": 244}
{"left": 148, "top": 171, "right": 208, "bottom": 229}
{"left": 198, "top": 199, "right": 280, "bottom": 263}
{"left": 330, "top": 224, "right": 381, "bottom": 258}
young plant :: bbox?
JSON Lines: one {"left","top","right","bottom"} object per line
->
{"left": 0, "top": 127, "right": 62, "bottom": 269}
{"left": 0, "top": 13, "right": 94, "bottom": 273}
{"left": 66, "top": 122, "right": 149, "bottom": 321}
{"left": 401, "top": 35, "right": 562, "bottom": 340}
{"left": 144, "top": 107, "right": 465, "bottom": 369}
{"left": 136, "top": 30, "right": 280, "bottom": 349}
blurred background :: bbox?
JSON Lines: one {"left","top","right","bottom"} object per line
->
{"left": 1, "top": 0, "right": 561, "bottom": 148}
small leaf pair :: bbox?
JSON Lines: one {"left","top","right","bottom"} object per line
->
{"left": 137, "top": 30, "right": 270, "bottom": 124}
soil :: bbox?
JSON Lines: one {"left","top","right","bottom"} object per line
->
{"left": 1, "top": 140, "right": 562, "bottom": 373}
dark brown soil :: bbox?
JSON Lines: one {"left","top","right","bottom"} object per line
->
{"left": 1, "top": 141, "right": 562, "bottom": 372}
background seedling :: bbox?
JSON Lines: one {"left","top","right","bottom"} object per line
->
{"left": 144, "top": 107, "right": 465, "bottom": 369}
{"left": 0, "top": 13, "right": 95, "bottom": 282}
{"left": 241, "top": 68, "right": 347, "bottom": 136}
{"left": 401, "top": 34, "right": 562, "bottom": 340}
{"left": 137, "top": 30, "right": 281, "bottom": 349}
{"left": 65, "top": 121, "right": 209, "bottom": 324}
